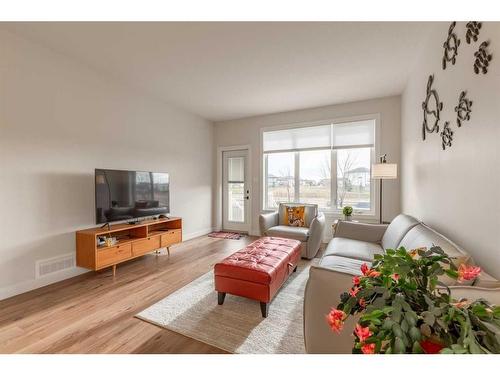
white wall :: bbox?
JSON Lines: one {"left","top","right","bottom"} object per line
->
{"left": 0, "top": 29, "right": 214, "bottom": 300}
{"left": 214, "top": 96, "right": 402, "bottom": 238}
{"left": 401, "top": 22, "right": 500, "bottom": 278}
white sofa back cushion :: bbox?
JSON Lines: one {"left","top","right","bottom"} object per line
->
{"left": 381, "top": 214, "right": 420, "bottom": 250}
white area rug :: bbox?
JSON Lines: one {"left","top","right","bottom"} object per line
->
{"left": 136, "top": 259, "right": 317, "bottom": 353}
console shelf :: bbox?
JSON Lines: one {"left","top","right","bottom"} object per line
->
{"left": 76, "top": 217, "right": 182, "bottom": 276}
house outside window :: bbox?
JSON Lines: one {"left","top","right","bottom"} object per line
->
{"left": 262, "top": 117, "right": 377, "bottom": 216}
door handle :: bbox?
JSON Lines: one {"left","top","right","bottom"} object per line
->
{"left": 246, "top": 196, "right": 249, "bottom": 200}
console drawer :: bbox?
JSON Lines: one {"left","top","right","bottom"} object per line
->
{"left": 132, "top": 236, "right": 161, "bottom": 256}
{"left": 161, "top": 230, "right": 182, "bottom": 247}
{"left": 97, "top": 243, "right": 132, "bottom": 267}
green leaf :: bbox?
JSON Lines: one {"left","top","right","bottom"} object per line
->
{"left": 422, "top": 311, "right": 435, "bottom": 326}
{"left": 409, "top": 326, "right": 421, "bottom": 341}
{"left": 394, "top": 337, "right": 406, "bottom": 353}
{"left": 392, "top": 323, "right": 404, "bottom": 338}
{"left": 412, "top": 340, "right": 424, "bottom": 353}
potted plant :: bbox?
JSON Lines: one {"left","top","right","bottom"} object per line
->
{"left": 326, "top": 246, "right": 500, "bottom": 354}
{"left": 342, "top": 206, "right": 353, "bottom": 221}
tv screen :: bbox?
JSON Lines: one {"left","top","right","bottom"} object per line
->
{"left": 95, "top": 169, "right": 170, "bottom": 224}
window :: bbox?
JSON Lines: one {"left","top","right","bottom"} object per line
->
{"left": 263, "top": 118, "right": 376, "bottom": 214}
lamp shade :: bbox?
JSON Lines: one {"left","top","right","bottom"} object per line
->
{"left": 372, "top": 163, "right": 398, "bottom": 179}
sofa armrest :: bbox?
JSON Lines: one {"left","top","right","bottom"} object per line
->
{"left": 259, "top": 211, "right": 279, "bottom": 235}
{"left": 304, "top": 265, "right": 356, "bottom": 353}
{"left": 334, "top": 221, "right": 388, "bottom": 244}
{"left": 306, "top": 212, "right": 325, "bottom": 259}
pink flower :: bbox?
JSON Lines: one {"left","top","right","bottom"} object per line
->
{"left": 326, "top": 308, "right": 346, "bottom": 333}
{"left": 361, "top": 343, "right": 376, "bottom": 354}
{"left": 360, "top": 263, "right": 369, "bottom": 275}
{"left": 451, "top": 299, "right": 470, "bottom": 309}
{"left": 352, "top": 276, "right": 361, "bottom": 285}
{"left": 349, "top": 286, "right": 361, "bottom": 297}
{"left": 366, "top": 269, "right": 381, "bottom": 277}
{"left": 361, "top": 263, "right": 381, "bottom": 277}
{"left": 354, "top": 324, "right": 372, "bottom": 342}
{"left": 391, "top": 273, "right": 400, "bottom": 281}
{"left": 358, "top": 298, "right": 367, "bottom": 308}
{"left": 457, "top": 264, "right": 481, "bottom": 282}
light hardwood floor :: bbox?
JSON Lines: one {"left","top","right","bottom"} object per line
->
{"left": 0, "top": 235, "right": 257, "bottom": 353}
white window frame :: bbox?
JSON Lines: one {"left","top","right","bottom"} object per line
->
{"left": 260, "top": 114, "right": 380, "bottom": 219}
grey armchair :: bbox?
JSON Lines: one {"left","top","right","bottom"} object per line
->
{"left": 259, "top": 203, "right": 325, "bottom": 259}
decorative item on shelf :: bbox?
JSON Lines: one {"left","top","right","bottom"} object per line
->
{"left": 455, "top": 91, "right": 473, "bottom": 127}
{"left": 442, "top": 22, "right": 460, "bottom": 70}
{"left": 105, "top": 237, "right": 117, "bottom": 247}
{"left": 326, "top": 246, "right": 500, "bottom": 354}
{"left": 474, "top": 41, "right": 493, "bottom": 74}
{"left": 371, "top": 155, "right": 398, "bottom": 224}
{"left": 422, "top": 75, "right": 443, "bottom": 141}
{"left": 440, "top": 121, "right": 453, "bottom": 150}
{"left": 465, "top": 22, "right": 482, "bottom": 44}
{"left": 342, "top": 206, "right": 353, "bottom": 221}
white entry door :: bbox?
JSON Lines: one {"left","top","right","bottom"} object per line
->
{"left": 222, "top": 150, "right": 250, "bottom": 232}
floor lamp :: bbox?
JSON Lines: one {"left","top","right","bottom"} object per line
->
{"left": 371, "top": 154, "right": 398, "bottom": 224}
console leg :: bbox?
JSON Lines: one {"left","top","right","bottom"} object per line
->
{"left": 112, "top": 264, "right": 116, "bottom": 277}
{"left": 260, "top": 302, "right": 269, "bottom": 318}
{"left": 217, "top": 292, "right": 226, "bottom": 305}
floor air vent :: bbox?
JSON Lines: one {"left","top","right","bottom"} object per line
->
{"left": 36, "top": 253, "right": 76, "bottom": 279}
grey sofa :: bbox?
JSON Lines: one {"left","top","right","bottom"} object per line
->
{"left": 303, "top": 214, "right": 500, "bottom": 353}
{"left": 259, "top": 203, "right": 325, "bottom": 259}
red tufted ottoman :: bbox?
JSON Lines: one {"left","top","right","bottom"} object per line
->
{"left": 214, "top": 237, "right": 301, "bottom": 317}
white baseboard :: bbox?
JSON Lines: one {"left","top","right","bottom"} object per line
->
{"left": 0, "top": 267, "right": 89, "bottom": 301}
{"left": 183, "top": 227, "right": 215, "bottom": 241}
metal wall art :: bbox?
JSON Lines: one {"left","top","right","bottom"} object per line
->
{"left": 442, "top": 22, "right": 460, "bottom": 70}
{"left": 440, "top": 121, "right": 453, "bottom": 150}
{"left": 466, "top": 22, "right": 482, "bottom": 44}
{"left": 422, "top": 75, "right": 443, "bottom": 141}
{"left": 454, "top": 91, "right": 473, "bottom": 127}
{"left": 474, "top": 41, "right": 493, "bottom": 74}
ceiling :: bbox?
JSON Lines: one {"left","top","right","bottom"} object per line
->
{"left": 3, "top": 22, "right": 438, "bottom": 122}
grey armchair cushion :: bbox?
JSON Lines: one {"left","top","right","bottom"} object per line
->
{"left": 324, "top": 237, "right": 383, "bottom": 262}
{"left": 278, "top": 203, "right": 318, "bottom": 228}
{"left": 381, "top": 214, "right": 420, "bottom": 250}
{"left": 266, "top": 225, "right": 309, "bottom": 242}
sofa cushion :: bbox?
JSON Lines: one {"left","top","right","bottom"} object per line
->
{"left": 399, "top": 224, "right": 474, "bottom": 286}
{"left": 278, "top": 203, "right": 317, "bottom": 228}
{"left": 266, "top": 225, "right": 309, "bottom": 242}
{"left": 381, "top": 214, "right": 420, "bottom": 250}
{"left": 324, "top": 237, "right": 383, "bottom": 262}
{"left": 318, "top": 255, "right": 369, "bottom": 276}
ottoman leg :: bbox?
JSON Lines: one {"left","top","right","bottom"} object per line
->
{"left": 293, "top": 266, "right": 297, "bottom": 272}
{"left": 217, "top": 292, "right": 226, "bottom": 305}
{"left": 260, "top": 302, "right": 269, "bottom": 318}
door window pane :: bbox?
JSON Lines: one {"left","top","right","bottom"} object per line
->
{"left": 228, "top": 157, "right": 244, "bottom": 182}
{"left": 266, "top": 152, "right": 295, "bottom": 209}
{"left": 228, "top": 182, "right": 244, "bottom": 222}
{"left": 336, "top": 147, "right": 371, "bottom": 210}
{"left": 299, "top": 150, "right": 331, "bottom": 209}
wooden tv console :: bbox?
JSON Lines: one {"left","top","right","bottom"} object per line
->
{"left": 76, "top": 217, "right": 182, "bottom": 276}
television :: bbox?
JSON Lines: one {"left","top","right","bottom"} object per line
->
{"left": 95, "top": 169, "right": 170, "bottom": 224}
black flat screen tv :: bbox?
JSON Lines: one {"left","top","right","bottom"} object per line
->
{"left": 95, "top": 169, "right": 170, "bottom": 224}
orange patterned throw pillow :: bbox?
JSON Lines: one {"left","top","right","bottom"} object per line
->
{"left": 281, "top": 205, "right": 306, "bottom": 227}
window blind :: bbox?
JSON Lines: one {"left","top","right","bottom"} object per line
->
{"left": 262, "top": 119, "right": 375, "bottom": 152}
